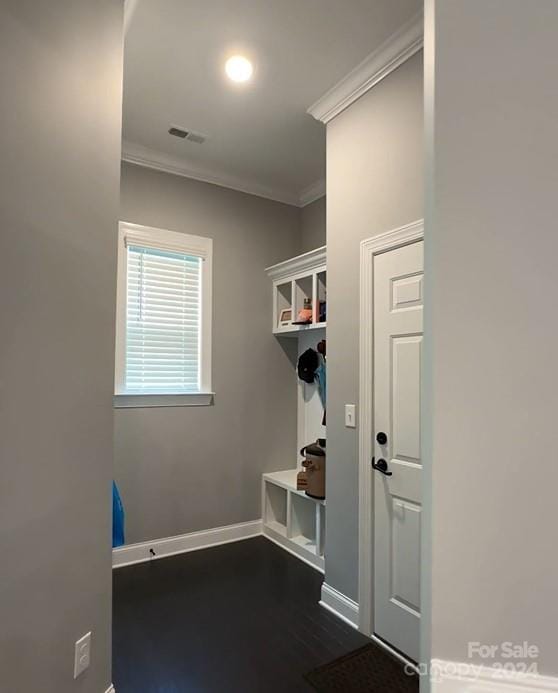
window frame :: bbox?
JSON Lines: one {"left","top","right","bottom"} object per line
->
{"left": 114, "top": 221, "right": 213, "bottom": 408}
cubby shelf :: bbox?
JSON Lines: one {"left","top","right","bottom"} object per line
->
{"left": 273, "top": 322, "right": 326, "bottom": 337}
{"left": 266, "top": 246, "right": 326, "bottom": 336}
{"left": 264, "top": 246, "right": 327, "bottom": 572}
{"left": 262, "top": 470, "right": 325, "bottom": 572}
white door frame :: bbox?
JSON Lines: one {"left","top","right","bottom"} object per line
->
{"left": 358, "top": 219, "right": 424, "bottom": 640}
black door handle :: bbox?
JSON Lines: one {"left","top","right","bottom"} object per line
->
{"left": 372, "top": 458, "right": 392, "bottom": 476}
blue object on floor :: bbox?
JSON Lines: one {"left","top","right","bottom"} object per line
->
{"left": 113, "top": 481, "right": 125, "bottom": 548}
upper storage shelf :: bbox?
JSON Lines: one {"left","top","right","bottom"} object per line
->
{"left": 266, "top": 246, "right": 326, "bottom": 336}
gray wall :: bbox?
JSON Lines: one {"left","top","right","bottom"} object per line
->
{"left": 300, "top": 196, "right": 326, "bottom": 253}
{"left": 326, "top": 53, "right": 423, "bottom": 601}
{"left": 116, "top": 162, "right": 300, "bottom": 544}
{"left": 424, "top": 0, "right": 558, "bottom": 677}
{"left": 0, "top": 2, "right": 122, "bottom": 692}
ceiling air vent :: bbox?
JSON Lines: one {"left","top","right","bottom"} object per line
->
{"left": 168, "top": 125, "right": 206, "bottom": 144}
{"left": 168, "top": 126, "right": 188, "bottom": 138}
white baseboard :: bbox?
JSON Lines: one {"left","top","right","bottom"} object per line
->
{"left": 431, "top": 659, "right": 558, "bottom": 693}
{"left": 105, "top": 686, "right": 115, "bottom": 693}
{"left": 112, "top": 519, "right": 262, "bottom": 568}
{"left": 319, "top": 582, "right": 360, "bottom": 629}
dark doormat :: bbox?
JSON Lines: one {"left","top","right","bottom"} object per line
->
{"left": 304, "top": 642, "right": 419, "bottom": 692}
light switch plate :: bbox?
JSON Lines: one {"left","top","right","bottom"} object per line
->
{"left": 74, "top": 631, "right": 91, "bottom": 679}
{"left": 345, "top": 404, "right": 357, "bottom": 428}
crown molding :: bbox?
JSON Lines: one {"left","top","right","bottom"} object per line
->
{"left": 299, "top": 179, "right": 326, "bottom": 207}
{"left": 121, "top": 140, "right": 302, "bottom": 207}
{"left": 307, "top": 12, "right": 423, "bottom": 124}
{"left": 265, "top": 245, "right": 326, "bottom": 281}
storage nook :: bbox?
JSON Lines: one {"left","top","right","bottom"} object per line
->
{"left": 269, "top": 246, "right": 327, "bottom": 335}
{"left": 262, "top": 470, "right": 325, "bottom": 570}
{"left": 263, "top": 246, "right": 327, "bottom": 571}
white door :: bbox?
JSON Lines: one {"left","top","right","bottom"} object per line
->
{"left": 373, "top": 240, "right": 423, "bottom": 662}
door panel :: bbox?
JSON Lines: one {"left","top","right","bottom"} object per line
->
{"left": 392, "top": 336, "right": 422, "bottom": 463}
{"left": 373, "top": 240, "right": 423, "bottom": 663}
{"left": 391, "top": 497, "right": 421, "bottom": 614}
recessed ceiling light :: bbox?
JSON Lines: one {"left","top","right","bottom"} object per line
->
{"left": 225, "top": 55, "right": 253, "bottom": 83}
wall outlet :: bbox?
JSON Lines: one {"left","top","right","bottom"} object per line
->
{"left": 345, "top": 404, "right": 357, "bottom": 428}
{"left": 74, "top": 631, "right": 91, "bottom": 679}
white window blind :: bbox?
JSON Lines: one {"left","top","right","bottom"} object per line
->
{"left": 125, "top": 245, "right": 202, "bottom": 393}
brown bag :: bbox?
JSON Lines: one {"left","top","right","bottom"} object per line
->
{"left": 300, "top": 439, "right": 326, "bottom": 500}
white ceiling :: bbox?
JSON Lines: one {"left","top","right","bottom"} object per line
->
{"left": 123, "top": 0, "right": 421, "bottom": 205}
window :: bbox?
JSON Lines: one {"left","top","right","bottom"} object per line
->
{"left": 115, "top": 222, "right": 213, "bottom": 407}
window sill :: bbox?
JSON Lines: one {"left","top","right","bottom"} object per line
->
{"left": 113, "top": 392, "right": 214, "bottom": 409}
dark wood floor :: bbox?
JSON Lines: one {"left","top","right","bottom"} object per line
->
{"left": 113, "top": 536, "right": 369, "bottom": 692}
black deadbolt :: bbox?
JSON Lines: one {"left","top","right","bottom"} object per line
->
{"left": 376, "top": 431, "right": 388, "bottom": 445}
